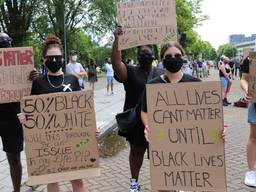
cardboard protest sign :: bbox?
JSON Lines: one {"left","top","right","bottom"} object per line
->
{"left": 117, "top": 0, "right": 177, "bottom": 50}
{"left": 21, "top": 90, "right": 100, "bottom": 185}
{"left": 248, "top": 52, "right": 256, "bottom": 102}
{"left": 0, "top": 47, "right": 34, "bottom": 104}
{"left": 146, "top": 81, "right": 226, "bottom": 191}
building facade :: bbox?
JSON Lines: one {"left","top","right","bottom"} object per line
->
{"left": 229, "top": 34, "right": 256, "bottom": 57}
{"left": 229, "top": 34, "right": 256, "bottom": 44}
{"left": 235, "top": 40, "right": 256, "bottom": 57}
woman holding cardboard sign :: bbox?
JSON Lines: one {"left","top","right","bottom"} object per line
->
{"left": 112, "top": 26, "right": 164, "bottom": 192}
{"left": 240, "top": 55, "right": 256, "bottom": 188}
{"left": 140, "top": 42, "right": 227, "bottom": 192}
{"left": 17, "top": 35, "right": 99, "bottom": 192}
{"left": 0, "top": 32, "right": 39, "bottom": 192}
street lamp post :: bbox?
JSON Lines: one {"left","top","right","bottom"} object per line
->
{"left": 63, "top": 1, "right": 67, "bottom": 73}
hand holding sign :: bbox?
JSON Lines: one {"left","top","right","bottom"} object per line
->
{"left": 113, "top": 26, "right": 124, "bottom": 40}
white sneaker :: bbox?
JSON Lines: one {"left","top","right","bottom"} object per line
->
{"left": 245, "top": 170, "right": 256, "bottom": 187}
{"left": 129, "top": 178, "right": 140, "bottom": 192}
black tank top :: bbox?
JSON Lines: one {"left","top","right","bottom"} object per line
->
{"left": 219, "top": 66, "right": 230, "bottom": 77}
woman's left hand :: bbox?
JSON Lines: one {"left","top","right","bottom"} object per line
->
{"left": 221, "top": 124, "right": 228, "bottom": 142}
{"left": 144, "top": 125, "right": 149, "bottom": 142}
{"left": 17, "top": 113, "right": 26, "bottom": 124}
{"left": 96, "top": 127, "right": 100, "bottom": 140}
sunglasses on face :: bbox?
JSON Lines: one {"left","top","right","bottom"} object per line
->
{"left": 45, "top": 55, "right": 63, "bottom": 62}
{"left": 164, "top": 53, "right": 182, "bottom": 59}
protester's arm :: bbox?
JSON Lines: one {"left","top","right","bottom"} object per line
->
{"left": 221, "top": 125, "right": 228, "bottom": 142}
{"left": 77, "top": 65, "right": 87, "bottom": 77}
{"left": 140, "top": 88, "right": 150, "bottom": 141}
{"left": 77, "top": 71, "right": 87, "bottom": 77}
{"left": 141, "top": 110, "right": 149, "bottom": 142}
{"left": 111, "top": 26, "right": 127, "bottom": 82}
{"left": 241, "top": 73, "right": 251, "bottom": 101}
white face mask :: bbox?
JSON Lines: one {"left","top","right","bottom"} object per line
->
{"left": 71, "top": 55, "right": 77, "bottom": 62}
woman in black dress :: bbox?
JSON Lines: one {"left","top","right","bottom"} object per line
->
{"left": 87, "top": 59, "right": 98, "bottom": 91}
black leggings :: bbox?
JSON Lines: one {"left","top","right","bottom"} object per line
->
{"left": 129, "top": 143, "right": 147, "bottom": 180}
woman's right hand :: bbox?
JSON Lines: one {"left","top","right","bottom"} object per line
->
{"left": 17, "top": 113, "right": 26, "bottom": 124}
{"left": 245, "top": 88, "right": 252, "bottom": 102}
{"left": 113, "top": 26, "right": 123, "bottom": 39}
{"left": 144, "top": 125, "right": 149, "bottom": 142}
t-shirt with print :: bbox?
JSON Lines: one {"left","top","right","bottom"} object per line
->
{"left": 141, "top": 74, "right": 201, "bottom": 112}
{"left": 66, "top": 63, "right": 85, "bottom": 87}
{"left": 31, "top": 74, "right": 81, "bottom": 95}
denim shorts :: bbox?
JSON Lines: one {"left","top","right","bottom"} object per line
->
{"left": 248, "top": 103, "right": 256, "bottom": 124}
{"left": 107, "top": 76, "right": 113, "bottom": 85}
{"left": 220, "top": 77, "right": 229, "bottom": 89}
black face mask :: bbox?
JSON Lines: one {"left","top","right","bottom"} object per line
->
{"left": 163, "top": 54, "right": 183, "bottom": 73}
{"left": 45, "top": 55, "right": 63, "bottom": 73}
{"left": 138, "top": 53, "right": 154, "bottom": 67}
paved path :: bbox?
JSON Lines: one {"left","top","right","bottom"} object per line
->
{"left": 0, "top": 70, "right": 255, "bottom": 191}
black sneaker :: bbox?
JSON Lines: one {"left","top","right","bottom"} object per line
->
{"left": 223, "top": 99, "right": 229, "bottom": 106}
{"left": 224, "top": 98, "right": 231, "bottom": 105}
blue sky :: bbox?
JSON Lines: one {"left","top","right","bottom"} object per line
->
{"left": 195, "top": 0, "right": 256, "bottom": 49}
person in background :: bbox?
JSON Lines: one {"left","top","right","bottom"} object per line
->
{"left": 202, "top": 60, "right": 209, "bottom": 78}
{"left": 219, "top": 57, "right": 232, "bottom": 106}
{"left": 235, "top": 58, "right": 241, "bottom": 78}
{"left": 197, "top": 59, "right": 203, "bottom": 78}
{"left": 229, "top": 59, "right": 235, "bottom": 80}
{"left": 66, "top": 50, "right": 87, "bottom": 89}
{"left": 182, "top": 59, "right": 192, "bottom": 75}
{"left": 191, "top": 60, "right": 198, "bottom": 77}
{"left": 218, "top": 55, "right": 225, "bottom": 69}
{"left": 41, "top": 59, "right": 48, "bottom": 75}
{"left": 0, "top": 32, "right": 38, "bottom": 192}
{"left": 87, "top": 59, "right": 98, "bottom": 91}
{"left": 104, "top": 57, "right": 115, "bottom": 95}
{"left": 240, "top": 55, "right": 256, "bottom": 187}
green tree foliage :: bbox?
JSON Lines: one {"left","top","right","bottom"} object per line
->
{"left": 217, "top": 44, "right": 237, "bottom": 59}
{"left": 202, "top": 41, "right": 217, "bottom": 60}
{"left": 0, "top": 0, "right": 40, "bottom": 46}
{"left": 176, "top": 0, "right": 207, "bottom": 45}
{"left": 0, "top": 0, "right": 214, "bottom": 69}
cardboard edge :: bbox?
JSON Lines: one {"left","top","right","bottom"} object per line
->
{"left": 27, "top": 168, "right": 100, "bottom": 186}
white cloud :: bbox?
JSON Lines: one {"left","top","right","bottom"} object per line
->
{"left": 195, "top": 0, "right": 256, "bottom": 49}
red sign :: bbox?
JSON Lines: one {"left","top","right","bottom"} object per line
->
{"left": 0, "top": 47, "right": 34, "bottom": 103}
